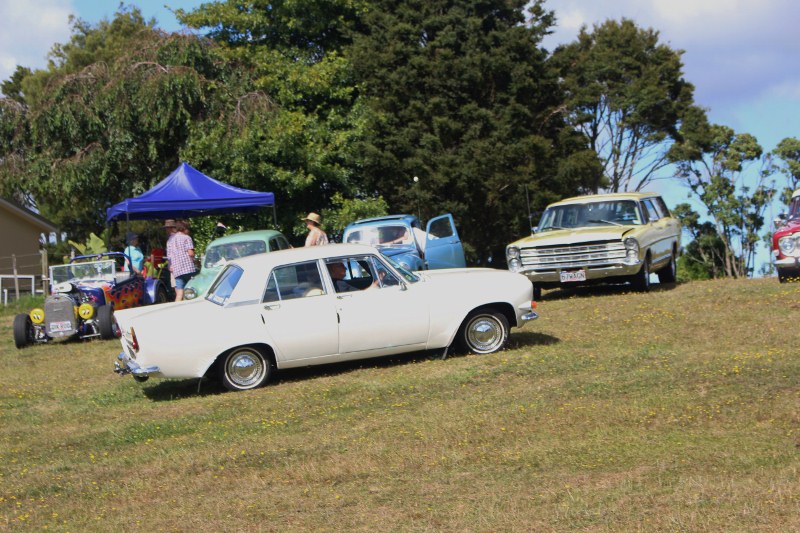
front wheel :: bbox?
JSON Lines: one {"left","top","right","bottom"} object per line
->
{"left": 457, "top": 310, "right": 509, "bottom": 355}
{"left": 631, "top": 257, "right": 651, "bottom": 292}
{"left": 97, "top": 305, "right": 119, "bottom": 340}
{"left": 155, "top": 284, "right": 169, "bottom": 304}
{"left": 13, "top": 314, "right": 32, "bottom": 349}
{"left": 219, "top": 346, "right": 272, "bottom": 391}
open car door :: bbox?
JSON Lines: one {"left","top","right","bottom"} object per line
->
{"left": 424, "top": 214, "right": 467, "bottom": 269}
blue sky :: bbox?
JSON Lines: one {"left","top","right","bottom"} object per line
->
{"left": 2, "top": 0, "right": 798, "bottom": 272}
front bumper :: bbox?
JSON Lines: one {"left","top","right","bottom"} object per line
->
{"left": 516, "top": 261, "right": 642, "bottom": 286}
{"left": 521, "top": 311, "right": 538, "bottom": 321}
{"left": 114, "top": 351, "right": 160, "bottom": 378}
{"left": 774, "top": 256, "right": 800, "bottom": 268}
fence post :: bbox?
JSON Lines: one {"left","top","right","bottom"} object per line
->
{"left": 12, "top": 254, "right": 20, "bottom": 300}
{"left": 41, "top": 249, "right": 49, "bottom": 295}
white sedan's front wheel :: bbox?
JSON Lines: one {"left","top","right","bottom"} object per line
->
{"left": 458, "top": 310, "right": 509, "bottom": 355}
{"left": 219, "top": 347, "right": 272, "bottom": 391}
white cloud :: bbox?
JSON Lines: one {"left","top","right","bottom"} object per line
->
{"left": 0, "top": 0, "right": 73, "bottom": 84}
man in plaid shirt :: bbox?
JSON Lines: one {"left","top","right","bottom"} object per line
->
{"left": 167, "top": 220, "right": 198, "bottom": 301}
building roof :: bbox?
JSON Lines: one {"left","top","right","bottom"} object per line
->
{"left": 0, "top": 198, "right": 58, "bottom": 232}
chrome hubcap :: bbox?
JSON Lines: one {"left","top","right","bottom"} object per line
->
{"left": 227, "top": 351, "right": 265, "bottom": 388}
{"left": 467, "top": 316, "right": 503, "bottom": 353}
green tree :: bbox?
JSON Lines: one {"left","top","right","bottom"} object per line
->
{"left": 672, "top": 203, "right": 727, "bottom": 280}
{"left": 348, "top": 0, "right": 601, "bottom": 263}
{"left": 671, "top": 125, "right": 775, "bottom": 278}
{"left": 771, "top": 137, "right": 800, "bottom": 204}
{"left": 551, "top": 18, "right": 706, "bottom": 193}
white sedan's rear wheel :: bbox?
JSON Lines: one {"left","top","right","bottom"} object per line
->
{"left": 219, "top": 347, "right": 271, "bottom": 391}
{"left": 458, "top": 310, "right": 509, "bottom": 354}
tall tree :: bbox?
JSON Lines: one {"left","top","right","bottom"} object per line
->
{"left": 348, "top": 0, "right": 601, "bottom": 262}
{"left": 551, "top": 18, "right": 705, "bottom": 193}
{"left": 771, "top": 137, "right": 800, "bottom": 203}
{"left": 670, "top": 124, "right": 775, "bottom": 277}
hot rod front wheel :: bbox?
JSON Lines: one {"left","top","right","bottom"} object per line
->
{"left": 457, "top": 310, "right": 509, "bottom": 355}
{"left": 13, "top": 314, "right": 33, "bottom": 349}
{"left": 219, "top": 346, "right": 272, "bottom": 391}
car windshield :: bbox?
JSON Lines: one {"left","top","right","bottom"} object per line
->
{"left": 788, "top": 195, "right": 800, "bottom": 219}
{"left": 346, "top": 225, "right": 412, "bottom": 247}
{"left": 206, "top": 265, "right": 244, "bottom": 305}
{"left": 50, "top": 260, "right": 116, "bottom": 284}
{"left": 204, "top": 240, "right": 267, "bottom": 268}
{"left": 381, "top": 253, "right": 419, "bottom": 283}
{"left": 538, "top": 200, "right": 642, "bottom": 230}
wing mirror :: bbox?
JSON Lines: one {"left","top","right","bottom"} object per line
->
{"left": 774, "top": 212, "right": 788, "bottom": 228}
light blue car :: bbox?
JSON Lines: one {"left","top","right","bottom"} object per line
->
{"left": 184, "top": 230, "right": 291, "bottom": 300}
{"left": 342, "top": 214, "right": 466, "bottom": 271}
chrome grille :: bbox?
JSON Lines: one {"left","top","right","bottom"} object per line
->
{"left": 44, "top": 294, "right": 78, "bottom": 338}
{"left": 520, "top": 240, "right": 626, "bottom": 271}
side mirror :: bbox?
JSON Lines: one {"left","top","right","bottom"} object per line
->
{"left": 774, "top": 213, "right": 788, "bottom": 228}
{"left": 531, "top": 226, "right": 538, "bottom": 234}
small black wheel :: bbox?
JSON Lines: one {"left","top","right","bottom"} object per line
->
{"left": 631, "top": 257, "right": 651, "bottom": 292}
{"left": 219, "top": 346, "right": 272, "bottom": 391}
{"left": 155, "top": 284, "right": 169, "bottom": 304}
{"left": 13, "top": 314, "right": 32, "bottom": 349}
{"left": 457, "top": 310, "right": 509, "bottom": 355}
{"left": 657, "top": 253, "right": 677, "bottom": 284}
{"left": 97, "top": 305, "right": 119, "bottom": 340}
{"left": 532, "top": 284, "right": 542, "bottom": 301}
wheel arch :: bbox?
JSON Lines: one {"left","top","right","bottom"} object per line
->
{"left": 204, "top": 342, "right": 278, "bottom": 379}
{"left": 451, "top": 301, "right": 517, "bottom": 342}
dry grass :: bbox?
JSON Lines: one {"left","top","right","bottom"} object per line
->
{"left": 1, "top": 278, "right": 798, "bottom": 531}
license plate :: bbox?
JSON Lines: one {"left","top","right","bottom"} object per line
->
{"left": 560, "top": 270, "right": 586, "bottom": 283}
{"left": 49, "top": 321, "right": 73, "bottom": 332}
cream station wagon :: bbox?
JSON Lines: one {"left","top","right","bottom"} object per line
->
{"left": 506, "top": 193, "right": 681, "bottom": 298}
{"left": 114, "top": 244, "right": 538, "bottom": 391}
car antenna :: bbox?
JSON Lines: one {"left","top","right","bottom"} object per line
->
{"left": 525, "top": 184, "right": 534, "bottom": 234}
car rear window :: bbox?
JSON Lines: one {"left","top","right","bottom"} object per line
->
{"left": 206, "top": 265, "right": 244, "bottom": 305}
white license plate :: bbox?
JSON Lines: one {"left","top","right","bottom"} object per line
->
{"left": 560, "top": 270, "right": 586, "bottom": 283}
{"left": 49, "top": 321, "right": 73, "bottom": 332}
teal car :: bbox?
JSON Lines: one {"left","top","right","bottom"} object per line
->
{"left": 184, "top": 230, "right": 291, "bottom": 300}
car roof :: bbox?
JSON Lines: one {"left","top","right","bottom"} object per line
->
{"left": 793, "top": 188, "right": 800, "bottom": 199}
{"left": 206, "top": 229, "right": 285, "bottom": 247}
{"left": 345, "top": 214, "right": 418, "bottom": 228}
{"left": 550, "top": 192, "right": 659, "bottom": 206}
{"left": 231, "top": 243, "right": 379, "bottom": 270}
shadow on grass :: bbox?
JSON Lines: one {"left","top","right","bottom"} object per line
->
{"left": 140, "top": 332, "right": 562, "bottom": 400}
{"left": 541, "top": 281, "right": 678, "bottom": 301}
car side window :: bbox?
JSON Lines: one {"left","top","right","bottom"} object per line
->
{"left": 653, "top": 196, "right": 671, "bottom": 218}
{"left": 263, "top": 261, "right": 325, "bottom": 303}
{"left": 428, "top": 217, "right": 454, "bottom": 239}
{"left": 642, "top": 199, "right": 660, "bottom": 222}
{"left": 207, "top": 265, "right": 244, "bottom": 305}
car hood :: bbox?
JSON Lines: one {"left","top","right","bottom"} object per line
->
{"left": 512, "top": 226, "right": 636, "bottom": 247}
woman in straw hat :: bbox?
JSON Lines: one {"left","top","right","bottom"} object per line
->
{"left": 303, "top": 212, "right": 329, "bottom": 247}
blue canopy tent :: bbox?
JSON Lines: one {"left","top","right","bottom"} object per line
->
{"left": 106, "top": 163, "right": 275, "bottom": 223}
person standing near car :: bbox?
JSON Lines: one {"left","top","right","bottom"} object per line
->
{"left": 167, "top": 219, "right": 197, "bottom": 301}
{"left": 303, "top": 212, "right": 329, "bottom": 246}
{"left": 124, "top": 232, "right": 145, "bottom": 276}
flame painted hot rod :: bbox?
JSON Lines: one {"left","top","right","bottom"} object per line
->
{"left": 13, "top": 252, "right": 170, "bottom": 349}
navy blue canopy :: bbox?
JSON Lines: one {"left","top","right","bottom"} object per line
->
{"left": 106, "top": 163, "right": 275, "bottom": 222}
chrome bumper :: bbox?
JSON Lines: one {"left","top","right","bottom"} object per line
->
{"left": 114, "top": 352, "right": 160, "bottom": 377}
{"left": 774, "top": 256, "right": 800, "bottom": 267}
{"left": 516, "top": 262, "right": 641, "bottom": 284}
{"left": 521, "top": 311, "right": 539, "bottom": 321}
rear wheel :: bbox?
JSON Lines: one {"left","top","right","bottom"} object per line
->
{"left": 155, "top": 284, "right": 169, "bottom": 304}
{"left": 219, "top": 346, "right": 272, "bottom": 391}
{"left": 13, "top": 314, "right": 32, "bottom": 349}
{"left": 97, "top": 305, "right": 119, "bottom": 340}
{"left": 657, "top": 253, "right": 677, "bottom": 284}
{"left": 457, "top": 310, "right": 509, "bottom": 355}
{"left": 631, "top": 256, "right": 651, "bottom": 292}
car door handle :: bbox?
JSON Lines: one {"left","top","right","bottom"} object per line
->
{"left": 336, "top": 294, "right": 352, "bottom": 300}
{"left": 263, "top": 304, "right": 280, "bottom": 311}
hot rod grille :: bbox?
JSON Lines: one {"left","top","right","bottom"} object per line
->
{"left": 520, "top": 240, "right": 626, "bottom": 271}
{"left": 44, "top": 294, "right": 78, "bottom": 337}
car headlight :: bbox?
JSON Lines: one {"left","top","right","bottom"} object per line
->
{"left": 778, "top": 234, "right": 798, "bottom": 256}
{"left": 624, "top": 237, "right": 640, "bottom": 264}
{"left": 184, "top": 287, "right": 197, "bottom": 300}
{"left": 506, "top": 246, "right": 520, "bottom": 260}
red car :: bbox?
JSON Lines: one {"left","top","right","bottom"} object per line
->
{"left": 772, "top": 188, "right": 800, "bottom": 283}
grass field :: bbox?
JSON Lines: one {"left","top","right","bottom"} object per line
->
{"left": 1, "top": 278, "right": 798, "bottom": 531}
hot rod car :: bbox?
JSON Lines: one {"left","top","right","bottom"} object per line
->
{"left": 13, "top": 252, "right": 170, "bottom": 349}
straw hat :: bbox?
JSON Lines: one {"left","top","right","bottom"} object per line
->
{"left": 303, "top": 212, "right": 322, "bottom": 225}
{"left": 163, "top": 219, "right": 176, "bottom": 228}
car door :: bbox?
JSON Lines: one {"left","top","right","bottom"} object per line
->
{"left": 260, "top": 260, "right": 339, "bottom": 365}
{"left": 326, "top": 255, "right": 430, "bottom": 355}
{"left": 424, "top": 214, "right": 466, "bottom": 269}
{"left": 641, "top": 198, "right": 670, "bottom": 263}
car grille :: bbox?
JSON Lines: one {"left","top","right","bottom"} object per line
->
{"left": 44, "top": 294, "right": 78, "bottom": 337}
{"left": 520, "top": 240, "right": 626, "bottom": 271}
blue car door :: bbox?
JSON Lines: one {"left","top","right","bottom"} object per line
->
{"left": 424, "top": 214, "right": 466, "bottom": 269}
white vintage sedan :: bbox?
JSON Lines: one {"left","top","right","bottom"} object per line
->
{"left": 114, "top": 243, "right": 538, "bottom": 391}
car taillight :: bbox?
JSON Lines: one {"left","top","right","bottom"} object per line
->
{"left": 531, "top": 301, "right": 537, "bottom": 309}
{"left": 130, "top": 327, "right": 139, "bottom": 352}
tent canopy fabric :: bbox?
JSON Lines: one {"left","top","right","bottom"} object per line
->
{"left": 106, "top": 163, "right": 275, "bottom": 222}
